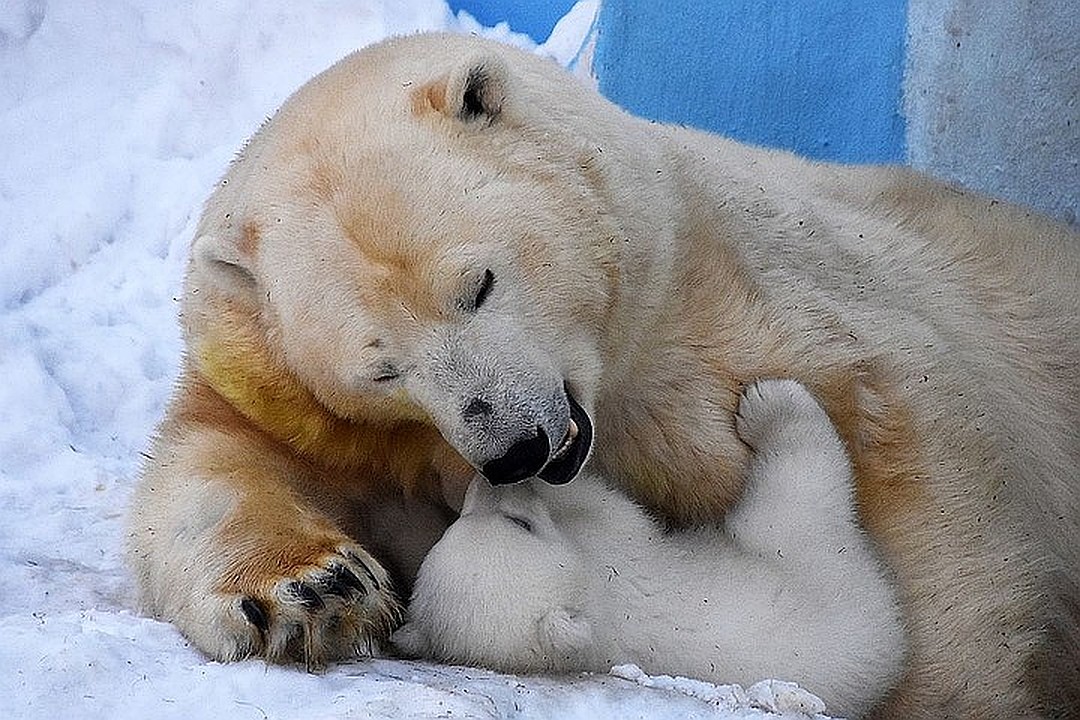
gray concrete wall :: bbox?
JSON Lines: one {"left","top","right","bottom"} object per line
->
{"left": 905, "top": 0, "right": 1079, "bottom": 225}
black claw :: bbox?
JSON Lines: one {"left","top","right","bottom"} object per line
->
{"left": 286, "top": 580, "right": 326, "bottom": 611}
{"left": 240, "top": 597, "right": 270, "bottom": 635}
{"left": 323, "top": 563, "right": 367, "bottom": 599}
{"left": 345, "top": 551, "right": 381, "bottom": 591}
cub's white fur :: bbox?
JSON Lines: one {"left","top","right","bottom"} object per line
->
{"left": 396, "top": 380, "right": 905, "bottom": 718}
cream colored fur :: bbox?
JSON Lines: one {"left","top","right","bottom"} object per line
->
{"left": 127, "top": 32, "right": 1080, "bottom": 716}
{"left": 395, "top": 380, "right": 906, "bottom": 718}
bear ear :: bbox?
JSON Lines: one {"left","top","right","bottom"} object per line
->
{"left": 538, "top": 607, "right": 593, "bottom": 658}
{"left": 419, "top": 55, "right": 507, "bottom": 123}
{"left": 191, "top": 231, "right": 257, "bottom": 293}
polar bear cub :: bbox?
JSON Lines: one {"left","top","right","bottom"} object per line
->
{"left": 394, "top": 380, "right": 906, "bottom": 718}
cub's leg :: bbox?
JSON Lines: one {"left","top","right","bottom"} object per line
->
{"left": 728, "top": 379, "right": 859, "bottom": 562}
{"left": 728, "top": 379, "right": 906, "bottom": 714}
{"left": 127, "top": 416, "right": 398, "bottom": 668}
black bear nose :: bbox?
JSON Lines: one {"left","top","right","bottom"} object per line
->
{"left": 482, "top": 429, "right": 549, "bottom": 485}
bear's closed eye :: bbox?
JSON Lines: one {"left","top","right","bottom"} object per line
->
{"left": 504, "top": 514, "right": 533, "bottom": 533}
{"left": 474, "top": 269, "right": 495, "bottom": 310}
{"left": 372, "top": 363, "right": 401, "bottom": 383}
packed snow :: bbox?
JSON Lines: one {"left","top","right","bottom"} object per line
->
{"left": 1, "top": 2, "right": 835, "bottom": 717}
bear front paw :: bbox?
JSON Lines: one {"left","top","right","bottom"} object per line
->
{"left": 735, "top": 379, "right": 831, "bottom": 451}
{"left": 216, "top": 542, "right": 399, "bottom": 670}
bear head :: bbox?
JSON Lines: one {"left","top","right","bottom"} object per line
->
{"left": 181, "top": 34, "right": 674, "bottom": 494}
{"left": 393, "top": 476, "right": 598, "bottom": 671}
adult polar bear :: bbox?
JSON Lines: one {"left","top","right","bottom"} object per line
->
{"left": 127, "top": 32, "right": 1080, "bottom": 718}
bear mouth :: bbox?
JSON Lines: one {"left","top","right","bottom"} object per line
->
{"left": 537, "top": 391, "right": 593, "bottom": 485}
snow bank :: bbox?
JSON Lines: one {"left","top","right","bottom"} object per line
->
{"left": 0, "top": 1, "right": 835, "bottom": 717}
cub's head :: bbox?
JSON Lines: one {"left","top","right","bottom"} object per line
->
{"left": 392, "top": 477, "right": 598, "bottom": 672}
{"left": 184, "top": 33, "right": 645, "bottom": 491}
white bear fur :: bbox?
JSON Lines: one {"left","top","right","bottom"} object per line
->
{"left": 126, "top": 32, "right": 1080, "bottom": 715}
{"left": 396, "top": 380, "right": 906, "bottom": 718}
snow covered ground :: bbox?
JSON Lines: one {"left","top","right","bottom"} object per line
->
{"left": 0, "top": 2, "right": 834, "bottom": 717}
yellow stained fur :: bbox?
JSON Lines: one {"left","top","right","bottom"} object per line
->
{"left": 195, "top": 312, "right": 435, "bottom": 473}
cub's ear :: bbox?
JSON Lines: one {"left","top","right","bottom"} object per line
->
{"left": 417, "top": 55, "right": 507, "bottom": 123}
{"left": 191, "top": 231, "right": 256, "bottom": 293}
{"left": 537, "top": 607, "right": 593, "bottom": 658}
{"left": 391, "top": 621, "right": 431, "bottom": 659}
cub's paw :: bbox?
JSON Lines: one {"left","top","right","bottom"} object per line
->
{"left": 735, "top": 379, "right": 831, "bottom": 452}
{"left": 214, "top": 542, "right": 399, "bottom": 670}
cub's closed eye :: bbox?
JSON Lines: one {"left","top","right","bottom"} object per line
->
{"left": 504, "top": 513, "right": 533, "bottom": 533}
{"left": 474, "top": 269, "right": 495, "bottom": 310}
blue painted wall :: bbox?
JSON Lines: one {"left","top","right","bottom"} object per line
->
{"left": 446, "top": 0, "right": 907, "bottom": 163}
{"left": 447, "top": 0, "right": 578, "bottom": 42}
{"left": 593, "top": 0, "right": 907, "bottom": 163}
{"left": 448, "top": 1, "right": 1076, "bottom": 224}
